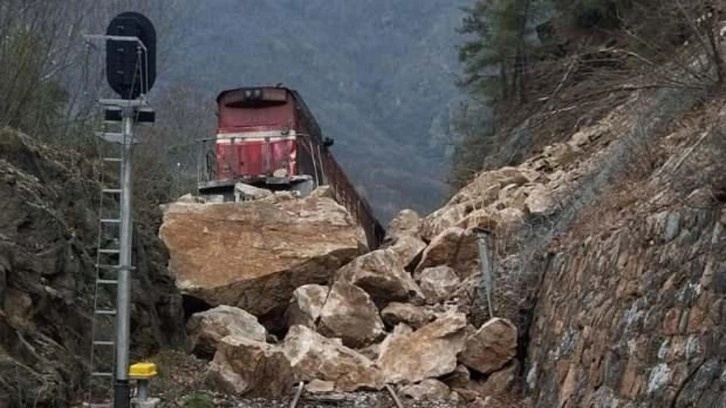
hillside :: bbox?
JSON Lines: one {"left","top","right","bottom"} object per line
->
{"left": 161, "top": 0, "right": 469, "bottom": 222}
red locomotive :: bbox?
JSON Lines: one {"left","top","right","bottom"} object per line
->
{"left": 198, "top": 85, "right": 385, "bottom": 249}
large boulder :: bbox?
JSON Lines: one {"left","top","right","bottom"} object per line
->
{"left": 159, "top": 192, "right": 366, "bottom": 316}
{"left": 387, "top": 235, "right": 427, "bottom": 269}
{"left": 415, "top": 227, "right": 480, "bottom": 280}
{"left": 336, "top": 248, "right": 423, "bottom": 306}
{"left": 284, "top": 284, "right": 328, "bottom": 328}
{"left": 206, "top": 335, "right": 297, "bottom": 397}
{"left": 186, "top": 305, "right": 267, "bottom": 359}
{"left": 377, "top": 312, "right": 468, "bottom": 383}
{"left": 317, "top": 281, "right": 386, "bottom": 348}
{"left": 282, "top": 325, "right": 384, "bottom": 392}
{"left": 458, "top": 318, "right": 517, "bottom": 374}
{"left": 386, "top": 209, "right": 422, "bottom": 240}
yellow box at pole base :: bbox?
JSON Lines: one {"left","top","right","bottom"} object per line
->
{"left": 129, "top": 362, "right": 158, "bottom": 378}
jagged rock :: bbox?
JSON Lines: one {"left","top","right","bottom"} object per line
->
{"left": 441, "top": 364, "right": 471, "bottom": 389}
{"left": 377, "top": 312, "right": 468, "bottom": 383}
{"left": 415, "top": 227, "right": 480, "bottom": 280}
{"left": 306, "top": 379, "right": 335, "bottom": 394}
{"left": 419, "top": 265, "right": 460, "bottom": 304}
{"left": 159, "top": 192, "right": 365, "bottom": 316}
{"left": 284, "top": 284, "right": 328, "bottom": 328}
{"left": 206, "top": 335, "right": 297, "bottom": 397}
{"left": 234, "top": 182, "right": 272, "bottom": 201}
{"left": 458, "top": 318, "right": 517, "bottom": 374}
{"left": 358, "top": 342, "right": 382, "bottom": 361}
{"left": 317, "top": 281, "right": 385, "bottom": 348}
{"left": 420, "top": 203, "right": 469, "bottom": 241}
{"left": 456, "top": 208, "right": 499, "bottom": 232}
{"left": 387, "top": 235, "right": 427, "bottom": 269}
{"left": 399, "top": 379, "right": 451, "bottom": 400}
{"left": 187, "top": 305, "right": 267, "bottom": 359}
{"left": 380, "top": 302, "right": 433, "bottom": 329}
{"left": 0, "top": 129, "right": 184, "bottom": 403}
{"left": 282, "top": 325, "right": 384, "bottom": 391}
{"left": 467, "top": 361, "right": 519, "bottom": 398}
{"left": 386, "top": 209, "right": 422, "bottom": 239}
{"left": 336, "top": 248, "right": 423, "bottom": 306}
{"left": 523, "top": 184, "right": 554, "bottom": 216}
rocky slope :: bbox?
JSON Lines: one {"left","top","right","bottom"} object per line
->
{"left": 0, "top": 128, "right": 185, "bottom": 405}
{"left": 417, "top": 86, "right": 726, "bottom": 407}
{"left": 148, "top": 83, "right": 726, "bottom": 408}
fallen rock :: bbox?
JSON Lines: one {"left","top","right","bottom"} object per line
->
{"left": 456, "top": 208, "right": 499, "bottom": 232}
{"left": 380, "top": 302, "right": 433, "bottom": 329}
{"left": 336, "top": 248, "right": 423, "bottom": 306}
{"left": 284, "top": 284, "right": 328, "bottom": 328}
{"left": 306, "top": 379, "right": 335, "bottom": 394}
{"left": 317, "top": 281, "right": 386, "bottom": 348}
{"left": 377, "top": 312, "right": 468, "bottom": 383}
{"left": 467, "top": 361, "right": 519, "bottom": 398}
{"left": 420, "top": 203, "right": 469, "bottom": 241}
{"left": 418, "top": 265, "right": 460, "bottom": 304}
{"left": 458, "top": 318, "right": 517, "bottom": 374}
{"left": 206, "top": 335, "right": 297, "bottom": 397}
{"left": 399, "top": 379, "right": 451, "bottom": 400}
{"left": 234, "top": 182, "right": 272, "bottom": 200}
{"left": 387, "top": 235, "right": 427, "bottom": 269}
{"left": 523, "top": 185, "right": 555, "bottom": 216}
{"left": 415, "top": 227, "right": 480, "bottom": 280}
{"left": 441, "top": 364, "right": 471, "bottom": 389}
{"left": 187, "top": 305, "right": 267, "bottom": 359}
{"left": 159, "top": 192, "right": 365, "bottom": 316}
{"left": 386, "top": 209, "right": 422, "bottom": 239}
{"left": 283, "top": 325, "right": 384, "bottom": 392}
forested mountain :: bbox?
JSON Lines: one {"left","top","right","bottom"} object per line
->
{"left": 161, "top": 0, "right": 469, "bottom": 221}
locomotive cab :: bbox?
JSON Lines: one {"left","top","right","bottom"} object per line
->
{"left": 197, "top": 86, "right": 328, "bottom": 200}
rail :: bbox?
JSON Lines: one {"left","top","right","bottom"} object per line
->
{"left": 195, "top": 135, "right": 386, "bottom": 249}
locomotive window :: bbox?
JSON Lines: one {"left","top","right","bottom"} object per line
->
{"left": 222, "top": 88, "right": 288, "bottom": 108}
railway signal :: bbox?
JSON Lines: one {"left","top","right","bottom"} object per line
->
{"left": 83, "top": 11, "right": 158, "bottom": 408}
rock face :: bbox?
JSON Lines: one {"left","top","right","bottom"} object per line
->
{"left": 377, "top": 312, "right": 468, "bottom": 383}
{"left": 459, "top": 318, "right": 517, "bottom": 374}
{"left": 317, "top": 281, "right": 386, "bottom": 348}
{"left": 336, "top": 248, "right": 423, "bottom": 306}
{"left": 0, "top": 129, "right": 184, "bottom": 403}
{"left": 282, "top": 325, "right": 384, "bottom": 391}
{"left": 159, "top": 193, "right": 366, "bottom": 316}
{"left": 186, "top": 305, "right": 267, "bottom": 358}
{"left": 206, "top": 335, "right": 297, "bottom": 397}
{"left": 527, "top": 207, "right": 726, "bottom": 407}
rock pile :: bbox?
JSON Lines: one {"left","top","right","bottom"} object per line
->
{"left": 178, "top": 206, "right": 522, "bottom": 405}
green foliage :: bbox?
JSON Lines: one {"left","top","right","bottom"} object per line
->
{"left": 182, "top": 392, "right": 215, "bottom": 408}
{"left": 457, "top": 0, "right": 549, "bottom": 105}
{"left": 551, "top": 0, "right": 623, "bottom": 29}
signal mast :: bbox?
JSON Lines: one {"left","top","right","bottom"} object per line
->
{"left": 84, "top": 11, "right": 156, "bottom": 408}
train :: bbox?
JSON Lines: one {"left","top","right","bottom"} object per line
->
{"left": 197, "top": 85, "right": 385, "bottom": 249}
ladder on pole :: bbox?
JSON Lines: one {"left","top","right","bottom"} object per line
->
{"left": 87, "top": 118, "right": 135, "bottom": 406}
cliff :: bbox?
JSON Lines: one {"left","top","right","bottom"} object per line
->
{"left": 0, "top": 128, "right": 185, "bottom": 405}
